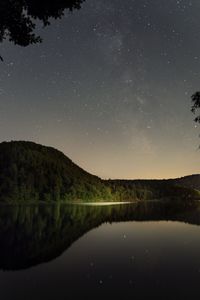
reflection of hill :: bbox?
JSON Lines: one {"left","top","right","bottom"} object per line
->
{"left": 1, "top": 202, "right": 200, "bottom": 271}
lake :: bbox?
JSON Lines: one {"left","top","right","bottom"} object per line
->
{"left": 0, "top": 201, "right": 200, "bottom": 299}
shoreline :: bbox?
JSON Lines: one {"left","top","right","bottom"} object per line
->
{"left": 70, "top": 201, "right": 133, "bottom": 206}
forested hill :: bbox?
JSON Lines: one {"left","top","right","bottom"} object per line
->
{"left": 0, "top": 141, "right": 199, "bottom": 203}
{"left": 0, "top": 141, "right": 112, "bottom": 203}
{"left": 169, "top": 175, "right": 200, "bottom": 191}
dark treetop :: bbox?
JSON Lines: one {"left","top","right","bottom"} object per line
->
{"left": 191, "top": 91, "right": 200, "bottom": 124}
{"left": 0, "top": 0, "right": 85, "bottom": 60}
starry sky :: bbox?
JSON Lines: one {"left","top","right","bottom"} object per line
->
{"left": 0, "top": 0, "right": 200, "bottom": 179}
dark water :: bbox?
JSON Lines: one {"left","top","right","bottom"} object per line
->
{"left": 1, "top": 201, "right": 200, "bottom": 299}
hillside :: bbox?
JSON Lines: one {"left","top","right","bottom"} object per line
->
{"left": 106, "top": 178, "right": 200, "bottom": 202}
{"left": 0, "top": 141, "right": 199, "bottom": 203}
{"left": 169, "top": 175, "right": 200, "bottom": 191}
{"left": 0, "top": 141, "right": 112, "bottom": 203}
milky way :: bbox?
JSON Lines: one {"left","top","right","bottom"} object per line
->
{"left": 0, "top": 0, "right": 200, "bottom": 179}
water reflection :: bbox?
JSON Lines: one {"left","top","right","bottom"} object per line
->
{"left": 1, "top": 201, "right": 200, "bottom": 299}
{"left": 0, "top": 200, "right": 200, "bottom": 271}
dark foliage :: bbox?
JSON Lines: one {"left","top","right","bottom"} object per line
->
{"left": 0, "top": 141, "right": 199, "bottom": 203}
{"left": 107, "top": 178, "right": 200, "bottom": 202}
{"left": 0, "top": 202, "right": 199, "bottom": 270}
{"left": 0, "top": 141, "right": 113, "bottom": 202}
{"left": 191, "top": 91, "right": 200, "bottom": 123}
{"left": 0, "top": 0, "right": 85, "bottom": 52}
{"left": 170, "top": 174, "right": 200, "bottom": 191}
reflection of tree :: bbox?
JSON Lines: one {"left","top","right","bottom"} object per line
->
{"left": 0, "top": 201, "right": 199, "bottom": 271}
{"left": 0, "top": 0, "right": 85, "bottom": 60}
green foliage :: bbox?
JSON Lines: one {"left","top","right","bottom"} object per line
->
{"left": 0, "top": 141, "right": 116, "bottom": 203}
{"left": 0, "top": 141, "right": 199, "bottom": 203}
{"left": 0, "top": 201, "right": 199, "bottom": 270}
{"left": 106, "top": 178, "right": 200, "bottom": 202}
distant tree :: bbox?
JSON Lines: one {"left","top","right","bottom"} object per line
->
{"left": 0, "top": 0, "right": 85, "bottom": 60}
{"left": 191, "top": 91, "right": 200, "bottom": 123}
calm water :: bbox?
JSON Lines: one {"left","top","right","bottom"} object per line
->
{"left": 1, "top": 201, "right": 200, "bottom": 299}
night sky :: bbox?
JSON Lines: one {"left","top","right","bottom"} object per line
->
{"left": 0, "top": 0, "right": 200, "bottom": 179}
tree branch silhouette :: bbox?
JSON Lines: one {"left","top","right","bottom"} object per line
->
{"left": 0, "top": 0, "right": 85, "bottom": 60}
{"left": 191, "top": 92, "right": 200, "bottom": 124}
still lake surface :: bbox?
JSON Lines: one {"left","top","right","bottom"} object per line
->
{"left": 1, "top": 201, "right": 200, "bottom": 299}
